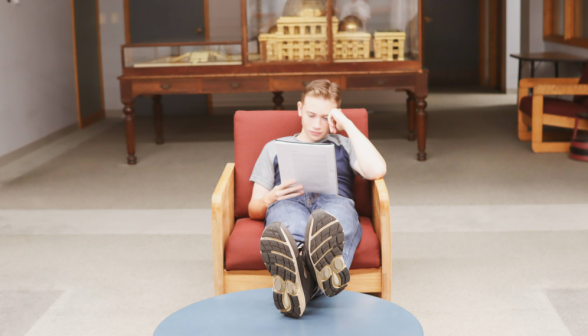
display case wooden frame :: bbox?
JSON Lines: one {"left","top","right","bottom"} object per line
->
{"left": 119, "top": 0, "right": 429, "bottom": 164}
{"left": 544, "top": 0, "right": 588, "bottom": 49}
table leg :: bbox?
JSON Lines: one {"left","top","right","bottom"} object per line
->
{"left": 153, "top": 95, "right": 164, "bottom": 145}
{"left": 518, "top": 59, "right": 522, "bottom": 84}
{"left": 416, "top": 97, "right": 428, "bottom": 161}
{"left": 406, "top": 91, "right": 416, "bottom": 141}
{"left": 123, "top": 103, "right": 137, "bottom": 165}
{"left": 555, "top": 62, "right": 559, "bottom": 77}
{"left": 273, "top": 92, "right": 284, "bottom": 110}
{"left": 531, "top": 61, "right": 535, "bottom": 78}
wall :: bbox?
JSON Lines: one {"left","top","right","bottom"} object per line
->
{"left": 506, "top": 0, "right": 521, "bottom": 90}
{"left": 98, "top": 0, "right": 125, "bottom": 115}
{"left": 0, "top": 1, "right": 78, "bottom": 158}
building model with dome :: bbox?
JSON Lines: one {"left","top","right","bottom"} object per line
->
{"left": 258, "top": 0, "right": 405, "bottom": 62}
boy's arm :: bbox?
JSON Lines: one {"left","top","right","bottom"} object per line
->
{"left": 248, "top": 180, "right": 303, "bottom": 220}
{"left": 328, "top": 109, "right": 387, "bottom": 180}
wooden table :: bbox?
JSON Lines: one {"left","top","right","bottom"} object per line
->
{"left": 153, "top": 288, "right": 424, "bottom": 335}
{"left": 119, "top": 70, "right": 429, "bottom": 164}
{"left": 510, "top": 52, "right": 587, "bottom": 81}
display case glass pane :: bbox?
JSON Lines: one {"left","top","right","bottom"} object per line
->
{"left": 247, "top": 0, "right": 331, "bottom": 62}
{"left": 246, "top": 0, "right": 419, "bottom": 63}
{"left": 335, "top": 0, "right": 419, "bottom": 61}
{"left": 127, "top": 0, "right": 242, "bottom": 44}
{"left": 123, "top": 44, "right": 242, "bottom": 68}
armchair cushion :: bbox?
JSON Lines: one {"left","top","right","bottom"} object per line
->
{"left": 520, "top": 96, "right": 588, "bottom": 118}
{"left": 225, "top": 216, "right": 382, "bottom": 271}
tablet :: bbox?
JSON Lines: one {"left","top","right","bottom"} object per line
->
{"left": 275, "top": 140, "right": 338, "bottom": 195}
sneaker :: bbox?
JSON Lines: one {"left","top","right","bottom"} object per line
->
{"left": 260, "top": 222, "right": 315, "bottom": 318}
{"left": 304, "top": 209, "right": 350, "bottom": 297}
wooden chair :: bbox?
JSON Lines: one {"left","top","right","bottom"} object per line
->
{"left": 212, "top": 109, "right": 392, "bottom": 301}
{"left": 518, "top": 63, "right": 588, "bottom": 152}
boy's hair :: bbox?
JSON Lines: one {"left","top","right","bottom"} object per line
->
{"left": 301, "top": 79, "right": 341, "bottom": 108}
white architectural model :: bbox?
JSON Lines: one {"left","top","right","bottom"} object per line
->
{"left": 334, "top": 31, "right": 371, "bottom": 60}
{"left": 259, "top": 16, "right": 339, "bottom": 61}
{"left": 258, "top": 13, "right": 405, "bottom": 62}
{"left": 374, "top": 31, "right": 406, "bottom": 61}
{"left": 133, "top": 51, "right": 241, "bottom": 68}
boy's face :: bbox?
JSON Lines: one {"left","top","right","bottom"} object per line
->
{"left": 297, "top": 95, "right": 338, "bottom": 142}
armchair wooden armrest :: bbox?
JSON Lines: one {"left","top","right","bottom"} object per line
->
{"left": 519, "top": 77, "right": 580, "bottom": 89}
{"left": 372, "top": 178, "right": 392, "bottom": 301}
{"left": 211, "top": 163, "right": 235, "bottom": 295}
{"left": 518, "top": 78, "right": 581, "bottom": 105}
{"left": 534, "top": 84, "right": 588, "bottom": 95}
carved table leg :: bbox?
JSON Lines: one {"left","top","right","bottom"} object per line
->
{"left": 153, "top": 95, "right": 164, "bottom": 145}
{"left": 123, "top": 103, "right": 137, "bottom": 165}
{"left": 406, "top": 91, "right": 416, "bottom": 141}
{"left": 273, "top": 91, "right": 284, "bottom": 110}
{"left": 416, "top": 97, "right": 428, "bottom": 161}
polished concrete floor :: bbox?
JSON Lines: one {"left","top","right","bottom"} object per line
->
{"left": 1, "top": 91, "right": 587, "bottom": 336}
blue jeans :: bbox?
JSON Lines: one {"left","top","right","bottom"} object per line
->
{"left": 265, "top": 192, "right": 363, "bottom": 270}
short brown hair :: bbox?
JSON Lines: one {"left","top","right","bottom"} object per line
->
{"left": 301, "top": 79, "right": 341, "bottom": 108}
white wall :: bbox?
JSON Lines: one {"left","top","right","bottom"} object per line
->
{"left": 506, "top": 0, "right": 521, "bottom": 89}
{"left": 98, "top": 0, "right": 126, "bottom": 114}
{"left": 0, "top": 1, "right": 78, "bottom": 158}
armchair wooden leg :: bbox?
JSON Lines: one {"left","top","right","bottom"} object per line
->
{"left": 531, "top": 95, "right": 544, "bottom": 153}
{"left": 518, "top": 111, "right": 531, "bottom": 141}
{"left": 531, "top": 142, "right": 571, "bottom": 153}
{"left": 381, "top": 277, "right": 392, "bottom": 301}
{"left": 530, "top": 95, "right": 571, "bottom": 153}
{"left": 518, "top": 86, "right": 531, "bottom": 141}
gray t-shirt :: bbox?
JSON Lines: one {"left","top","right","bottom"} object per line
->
{"left": 249, "top": 134, "right": 359, "bottom": 199}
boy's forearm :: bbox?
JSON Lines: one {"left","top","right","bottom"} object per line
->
{"left": 344, "top": 122, "right": 387, "bottom": 179}
{"left": 248, "top": 199, "right": 268, "bottom": 220}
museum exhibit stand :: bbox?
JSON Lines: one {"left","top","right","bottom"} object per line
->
{"left": 119, "top": 0, "right": 428, "bottom": 164}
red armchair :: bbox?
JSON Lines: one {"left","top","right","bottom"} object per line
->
{"left": 518, "top": 62, "right": 588, "bottom": 152}
{"left": 212, "top": 109, "right": 392, "bottom": 301}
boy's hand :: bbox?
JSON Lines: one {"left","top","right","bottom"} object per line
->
{"left": 328, "top": 108, "right": 353, "bottom": 134}
{"left": 263, "top": 179, "right": 304, "bottom": 206}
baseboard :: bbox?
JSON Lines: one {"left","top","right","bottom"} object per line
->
{"left": 0, "top": 123, "right": 78, "bottom": 168}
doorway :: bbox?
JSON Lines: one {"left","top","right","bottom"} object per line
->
{"left": 423, "top": 0, "right": 505, "bottom": 90}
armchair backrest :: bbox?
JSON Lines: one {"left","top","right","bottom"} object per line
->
{"left": 234, "top": 109, "right": 372, "bottom": 219}
{"left": 574, "top": 61, "right": 588, "bottom": 106}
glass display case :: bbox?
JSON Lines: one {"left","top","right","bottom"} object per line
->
{"left": 120, "top": 0, "right": 429, "bottom": 165}
{"left": 122, "top": 0, "right": 422, "bottom": 69}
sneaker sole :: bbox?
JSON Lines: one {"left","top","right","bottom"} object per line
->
{"left": 260, "top": 222, "right": 306, "bottom": 318}
{"left": 305, "top": 210, "right": 350, "bottom": 297}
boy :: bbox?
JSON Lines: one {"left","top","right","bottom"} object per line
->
{"left": 249, "top": 80, "right": 386, "bottom": 318}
